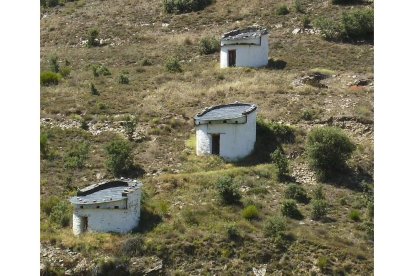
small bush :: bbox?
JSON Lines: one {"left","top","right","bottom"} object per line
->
{"left": 332, "top": 0, "right": 360, "bottom": 4}
{"left": 64, "top": 142, "right": 89, "bottom": 169}
{"left": 349, "top": 210, "right": 361, "bottom": 221}
{"left": 311, "top": 199, "right": 328, "bottom": 220}
{"left": 342, "top": 8, "right": 374, "bottom": 41}
{"left": 105, "top": 138, "right": 134, "bottom": 176}
{"left": 40, "top": 132, "right": 49, "bottom": 159}
{"left": 294, "top": 0, "right": 305, "bottom": 13}
{"left": 199, "top": 37, "right": 220, "bottom": 55}
{"left": 276, "top": 5, "right": 290, "bottom": 15}
{"left": 49, "top": 56, "right": 59, "bottom": 73}
{"left": 60, "top": 66, "right": 71, "bottom": 78}
{"left": 317, "top": 256, "right": 329, "bottom": 272}
{"left": 141, "top": 59, "right": 152, "bottom": 66}
{"left": 242, "top": 205, "right": 259, "bottom": 220}
{"left": 41, "top": 71, "right": 61, "bottom": 86}
{"left": 92, "top": 64, "right": 111, "bottom": 77}
{"left": 50, "top": 201, "right": 71, "bottom": 228}
{"left": 302, "top": 16, "right": 311, "bottom": 28}
{"left": 301, "top": 109, "right": 314, "bottom": 121}
{"left": 41, "top": 196, "right": 60, "bottom": 216}
{"left": 313, "top": 185, "right": 325, "bottom": 200}
{"left": 264, "top": 216, "right": 286, "bottom": 237}
{"left": 281, "top": 200, "right": 303, "bottom": 219}
{"left": 119, "top": 74, "right": 130, "bottom": 84}
{"left": 285, "top": 184, "right": 309, "bottom": 204}
{"left": 270, "top": 148, "right": 289, "bottom": 180}
{"left": 226, "top": 224, "right": 241, "bottom": 240}
{"left": 87, "top": 29, "right": 99, "bottom": 47}
{"left": 123, "top": 116, "right": 137, "bottom": 141}
{"left": 164, "top": 0, "right": 213, "bottom": 14}
{"left": 313, "top": 17, "right": 344, "bottom": 41}
{"left": 165, "top": 57, "right": 182, "bottom": 73}
{"left": 216, "top": 176, "right": 241, "bottom": 204}
{"left": 41, "top": 0, "right": 59, "bottom": 8}
{"left": 90, "top": 83, "right": 99, "bottom": 95}
{"left": 80, "top": 118, "right": 89, "bottom": 130}
{"left": 269, "top": 123, "right": 295, "bottom": 143}
{"left": 306, "top": 127, "right": 356, "bottom": 178}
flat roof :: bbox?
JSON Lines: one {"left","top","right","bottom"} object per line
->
{"left": 221, "top": 27, "right": 268, "bottom": 41}
{"left": 194, "top": 102, "right": 257, "bottom": 121}
{"left": 69, "top": 179, "right": 142, "bottom": 205}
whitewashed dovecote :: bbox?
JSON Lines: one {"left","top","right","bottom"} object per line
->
{"left": 194, "top": 102, "right": 257, "bottom": 161}
{"left": 69, "top": 179, "right": 142, "bottom": 235}
{"left": 220, "top": 27, "right": 269, "bottom": 68}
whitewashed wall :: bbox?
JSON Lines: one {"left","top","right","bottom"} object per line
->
{"left": 195, "top": 110, "right": 257, "bottom": 161}
{"left": 72, "top": 189, "right": 141, "bottom": 235}
{"left": 220, "top": 35, "right": 268, "bottom": 68}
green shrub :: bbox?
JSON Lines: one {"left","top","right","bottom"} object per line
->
{"left": 92, "top": 64, "right": 111, "bottom": 77}
{"left": 306, "top": 127, "right": 356, "bottom": 178}
{"left": 87, "top": 29, "right": 99, "bottom": 47}
{"left": 141, "top": 59, "right": 152, "bottom": 66}
{"left": 332, "top": 0, "right": 360, "bottom": 4}
{"left": 269, "top": 123, "right": 295, "bottom": 143}
{"left": 242, "top": 205, "right": 259, "bottom": 220}
{"left": 164, "top": 0, "right": 213, "bottom": 14}
{"left": 123, "top": 116, "right": 137, "bottom": 141}
{"left": 311, "top": 199, "right": 328, "bottom": 220}
{"left": 119, "top": 74, "right": 130, "bottom": 84}
{"left": 50, "top": 201, "right": 71, "bottom": 228}
{"left": 165, "top": 57, "right": 182, "bottom": 73}
{"left": 317, "top": 256, "right": 329, "bottom": 272}
{"left": 216, "top": 176, "right": 241, "bottom": 204}
{"left": 270, "top": 148, "right": 289, "bottom": 180}
{"left": 41, "top": 71, "right": 61, "bottom": 86}
{"left": 105, "top": 138, "right": 134, "bottom": 176}
{"left": 64, "top": 142, "right": 89, "bottom": 169}
{"left": 313, "top": 17, "right": 344, "bottom": 41}
{"left": 367, "top": 201, "right": 374, "bottom": 221}
{"left": 302, "top": 16, "right": 311, "bottom": 28}
{"left": 40, "top": 132, "right": 49, "bottom": 159}
{"left": 90, "top": 83, "right": 99, "bottom": 95}
{"left": 80, "top": 118, "right": 89, "bottom": 130}
{"left": 313, "top": 185, "right": 325, "bottom": 200}
{"left": 285, "top": 184, "right": 309, "bottom": 204}
{"left": 41, "top": 0, "right": 59, "bottom": 8}
{"left": 276, "top": 5, "right": 290, "bottom": 15}
{"left": 349, "top": 210, "right": 361, "bottom": 221}
{"left": 281, "top": 200, "right": 303, "bottom": 219}
{"left": 49, "top": 55, "right": 60, "bottom": 73}
{"left": 199, "top": 37, "right": 220, "bottom": 55}
{"left": 264, "top": 216, "right": 286, "bottom": 237}
{"left": 41, "top": 196, "right": 60, "bottom": 216}
{"left": 226, "top": 224, "right": 241, "bottom": 240}
{"left": 60, "top": 66, "right": 71, "bottom": 78}
{"left": 342, "top": 8, "right": 374, "bottom": 41}
{"left": 294, "top": 0, "right": 305, "bottom": 13}
{"left": 301, "top": 109, "right": 313, "bottom": 120}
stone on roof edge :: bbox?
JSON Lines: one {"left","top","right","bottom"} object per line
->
{"left": 194, "top": 102, "right": 257, "bottom": 119}
{"left": 221, "top": 26, "right": 268, "bottom": 40}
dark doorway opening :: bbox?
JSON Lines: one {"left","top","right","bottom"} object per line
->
{"left": 228, "top": 50, "right": 236, "bottom": 67}
{"left": 212, "top": 134, "right": 220, "bottom": 155}
{"left": 81, "top": 217, "right": 88, "bottom": 233}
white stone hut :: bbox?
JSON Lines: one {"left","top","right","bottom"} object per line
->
{"left": 220, "top": 27, "right": 269, "bottom": 68}
{"left": 69, "top": 179, "right": 142, "bottom": 235}
{"left": 194, "top": 102, "right": 257, "bottom": 161}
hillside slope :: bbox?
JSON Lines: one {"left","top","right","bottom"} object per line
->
{"left": 40, "top": 0, "right": 374, "bottom": 275}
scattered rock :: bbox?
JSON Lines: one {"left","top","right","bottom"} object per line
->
{"left": 292, "top": 28, "right": 301, "bottom": 35}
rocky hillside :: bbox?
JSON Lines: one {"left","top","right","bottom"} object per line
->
{"left": 40, "top": 0, "right": 374, "bottom": 275}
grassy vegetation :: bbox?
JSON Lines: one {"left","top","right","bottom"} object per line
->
{"left": 40, "top": 0, "right": 373, "bottom": 274}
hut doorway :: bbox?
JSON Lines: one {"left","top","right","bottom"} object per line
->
{"left": 212, "top": 134, "right": 220, "bottom": 155}
{"left": 228, "top": 50, "right": 236, "bottom": 67}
